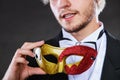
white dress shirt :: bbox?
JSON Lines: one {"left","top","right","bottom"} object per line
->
{"left": 59, "top": 24, "right": 107, "bottom": 80}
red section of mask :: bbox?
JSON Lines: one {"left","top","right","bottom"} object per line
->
{"left": 59, "top": 45, "right": 97, "bottom": 75}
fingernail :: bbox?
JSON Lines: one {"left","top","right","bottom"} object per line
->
{"left": 39, "top": 40, "right": 45, "bottom": 43}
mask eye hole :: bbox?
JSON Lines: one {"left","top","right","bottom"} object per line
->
{"left": 66, "top": 55, "right": 83, "bottom": 64}
{"left": 44, "top": 54, "right": 58, "bottom": 64}
{"left": 35, "top": 54, "right": 38, "bottom": 59}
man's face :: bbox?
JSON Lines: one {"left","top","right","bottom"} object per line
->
{"left": 50, "top": 0, "right": 97, "bottom": 33}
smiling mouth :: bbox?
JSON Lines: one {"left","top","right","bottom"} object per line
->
{"left": 63, "top": 13, "right": 76, "bottom": 19}
{"left": 60, "top": 12, "right": 77, "bottom": 20}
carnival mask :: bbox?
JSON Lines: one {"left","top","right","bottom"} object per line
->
{"left": 34, "top": 44, "right": 97, "bottom": 75}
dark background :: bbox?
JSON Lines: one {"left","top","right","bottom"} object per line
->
{"left": 0, "top": 0, "right": 120, "bottom": 79}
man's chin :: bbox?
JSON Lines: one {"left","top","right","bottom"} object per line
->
{"left": 63, "top": 27, "right": 82, "bottom": 33}
{"left": 63, "top": 22, "right": 89, "bottom": 33}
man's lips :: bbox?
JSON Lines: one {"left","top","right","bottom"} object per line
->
{"left": 60, "top": 12, "right": 77, "bottom": 20}
{"left": 63, "top": 13, "right": 76, "bottom": 19}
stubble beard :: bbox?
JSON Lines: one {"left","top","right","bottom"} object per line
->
{"left": 63, "top": 18, "right": 91, "bottom": 33}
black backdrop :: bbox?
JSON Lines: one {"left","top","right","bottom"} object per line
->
{"left": 0, "top": 0, "right": 120, "bottom": 79}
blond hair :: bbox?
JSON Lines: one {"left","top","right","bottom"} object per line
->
{"left": 41, "top": 0, "right": 106, "bottom": 14}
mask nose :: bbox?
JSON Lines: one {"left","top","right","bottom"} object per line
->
{"left": 58, "top": 60, "right": 65, "bottom": 73}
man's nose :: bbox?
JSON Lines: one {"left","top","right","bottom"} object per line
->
{"left": 57, "top": 0, "right": 71, "bottom": 9}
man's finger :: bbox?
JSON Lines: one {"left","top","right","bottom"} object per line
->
{"left": 14, "top": 57, "right": 29, "bottom": 64}
{"left": 15, "top": 48, "right": 35, "bottom": 58}
{"left": 21, "top": 40, "right": 45, "bottom": 49}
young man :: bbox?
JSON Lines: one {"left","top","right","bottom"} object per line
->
{"left": 3, "top": 0, "right": 120, "bottom": 80}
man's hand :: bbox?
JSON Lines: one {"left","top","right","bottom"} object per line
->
{"left": 3, "top": 40, "right": 46, "bottom": 80}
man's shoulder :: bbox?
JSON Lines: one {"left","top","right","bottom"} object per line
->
{"left": 99, "top": 31, "right": 120, "bottom": 80}
{"left": 106, "top": 31, "right": 120, "bottom": 47}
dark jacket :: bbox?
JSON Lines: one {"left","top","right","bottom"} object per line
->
{"left": 27, "top": 31, "right": 120, "bottom": 80}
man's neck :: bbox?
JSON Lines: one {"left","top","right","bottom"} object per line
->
{"left": 71, "top": 17, "right": 100, "bottom": 41}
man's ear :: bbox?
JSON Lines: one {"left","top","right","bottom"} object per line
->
{"left": 95, "top": 0, "right": 100, "bottom": 4}
{"left": 95, "top": 0, "right": 101, "bottom": 7}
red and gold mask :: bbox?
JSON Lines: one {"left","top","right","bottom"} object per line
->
{"left": 34, "top": 44, "right": 97, "bottom": 75}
